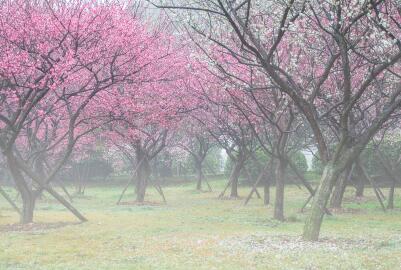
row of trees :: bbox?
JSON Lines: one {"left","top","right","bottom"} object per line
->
{"left": 0, "top": 0, "right": 400, "bottom": 241}
{"left": 148, "top": 0, "right": 401, "bottom": 241}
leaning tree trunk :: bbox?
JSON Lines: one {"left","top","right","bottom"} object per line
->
{"left": 303, "top": 160, "right": 342, "bottom": 241}
{"left": 274, "top": 158, "right": 287, "bottom": 221}
{"left": 329, "top": 165, "right": 352, "bottom": 209}
{"left": 135, "top": 156, "right": 151, "bottom": 203}
{"left": 7, "top": 155, "right": 35, "bottom": 224}
{"left": 229, "top": 158, "right": 244, "bottom": 198}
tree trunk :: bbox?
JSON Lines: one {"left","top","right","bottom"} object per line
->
{"left": 329, "top": 165, "right": 352, "bottom": 208}
{"left": 375, "top": 154, "right": 398, "bottom": 210}
{"left": 229, "top": 158, "right": 244, "bottom": 198}
{"left": 20, "top": 191, "right": 35, "bottom": 224}
{"left": 196, "top": 161, "right": 203, "bottom": 190}
{"left": 264, "top": 177, "right": 270, "bottom": 205}
{"left": 355, "top": 160, "right": 387, "bottom": 211}
{"left": 9, "top": 152, "right": 87, "bottom": 222}
{"left": 264, "top": 160, "right": 275, "bottom": 206}
{"left": 387, "top": 180, "right": 395, "bottom": 209}
{"left": 136, "top": 155, "right": 150, "bottom": 203}
{"left": 7, "top": 154, "right": 36, "bottom": 224}
{"left": 274, "top": 158, "right": 287, "bottom": 221}
{"left": 354, "top": 170, "right": 365, "bottom": 198}
{"left": 303, "top": 161, "right": 342, "bottom": 241}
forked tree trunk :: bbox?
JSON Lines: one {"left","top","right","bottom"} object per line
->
{"left": 274, "top": 158, "right": 287, "bottom": 221}
{"left": 303, "top": 161, "right": 342, "bottom": 241}
{"left": 329, "top": 165, "right": 352, "bottom": 209}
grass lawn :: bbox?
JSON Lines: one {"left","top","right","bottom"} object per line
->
{"left": 0, "top": 179, "right": 401, "bottom": 270}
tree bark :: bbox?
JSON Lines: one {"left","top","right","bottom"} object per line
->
{"left": 229, "top": 158, "right": 244, "bottom": 198}
{"left": 264, "top": 160, "right": 275, "bottom": 206}
{"left": 135, "top": 154, "right": 150, "bottom": 203}
{"left": 20, "top": 192, "right": 35, "bottom": 224}
{"left": 329, "top": 165, "right": 352, "bottom": 209}
{"left": 354, "top": 170, "right": 365, "bottom": 198}
{"left": 274, "top": 158, "right": 287, "bottom": 221}
{"left": 7, "top": 155, "right": 35, "bottom": 224}
{"left": 387, "top": 180, "right": 395, "bottom": 209}
{"left": 264, "top": 178, "right": 270, "bottom": 205}
{"left": 303, "top": 161, "right": 341, "bottom": 241}
{"left": 195, "top": 160, "right": 203, "bottom": 190}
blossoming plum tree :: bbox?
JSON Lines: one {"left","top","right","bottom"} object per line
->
{"left": 0, "top": 0, "right": 188, "bottom": 223}
{"left": 152, "top": 0, "right": 401, "bottom": 240}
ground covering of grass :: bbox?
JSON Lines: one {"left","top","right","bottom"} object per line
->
{"left": 0, "top": 179, "right": 400, "bottom": 270}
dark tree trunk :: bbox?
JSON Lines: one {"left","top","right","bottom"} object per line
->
{"left": 354, "top": 170, "right": 365, "bottom": 198}
{"left": 136, "top": 155, "right": 150, "bottom": 203}
{"left": 229, "top": 158, "right": 244, "bottom": 198}
{"left": 134, "top": 144, "right": 152, "bottom": 203}
{"left": 387, "top": 180, "right": 395, "bottom": 209}
{"left": 195, "top": 161, "right": 203, "bottom": 190}
{"left": 21, "top": 192, "right": 35, "bottom": 224}
{"left": 274, "top": 158, "right": 287, "bottom": 221}
{"left": 329, "top": 165, "right": 352, "bottom": 208}
{"left": 7, "top": 154, "right": 35, "bottom": 224}
{"left": 264, "top": 160, "right": 275, "bottom": 206}
{"left": 264, "top": 177, "right": 270, "bottom": 205}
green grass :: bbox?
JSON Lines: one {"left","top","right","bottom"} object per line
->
{"left": 0, "top": 180, "right": 401, "bottom": 270}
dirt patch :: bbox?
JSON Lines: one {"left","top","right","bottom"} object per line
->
{"left": 0, "top": 222, "right": 80, "bottom": 232}
{"left": 118, "top": 201, "right": 165, "bottom": 206}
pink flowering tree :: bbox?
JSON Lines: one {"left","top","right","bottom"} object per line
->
{"left": 153, "top": 0, "right": 401, "bottom": 240}
{"left": 174, "top": 118, "right": 215, "bottom": 191}
{"left": 189, "top": 38, "right": 312, "bottom": 219}
{"left": 0, "top": 0, "right": 173, "bottom": 223}
{"left": 190, "top": 68, "right": 258, "bottom": 199}
{"left": 96, "top": 26, "right": 194, "bottom": 203}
